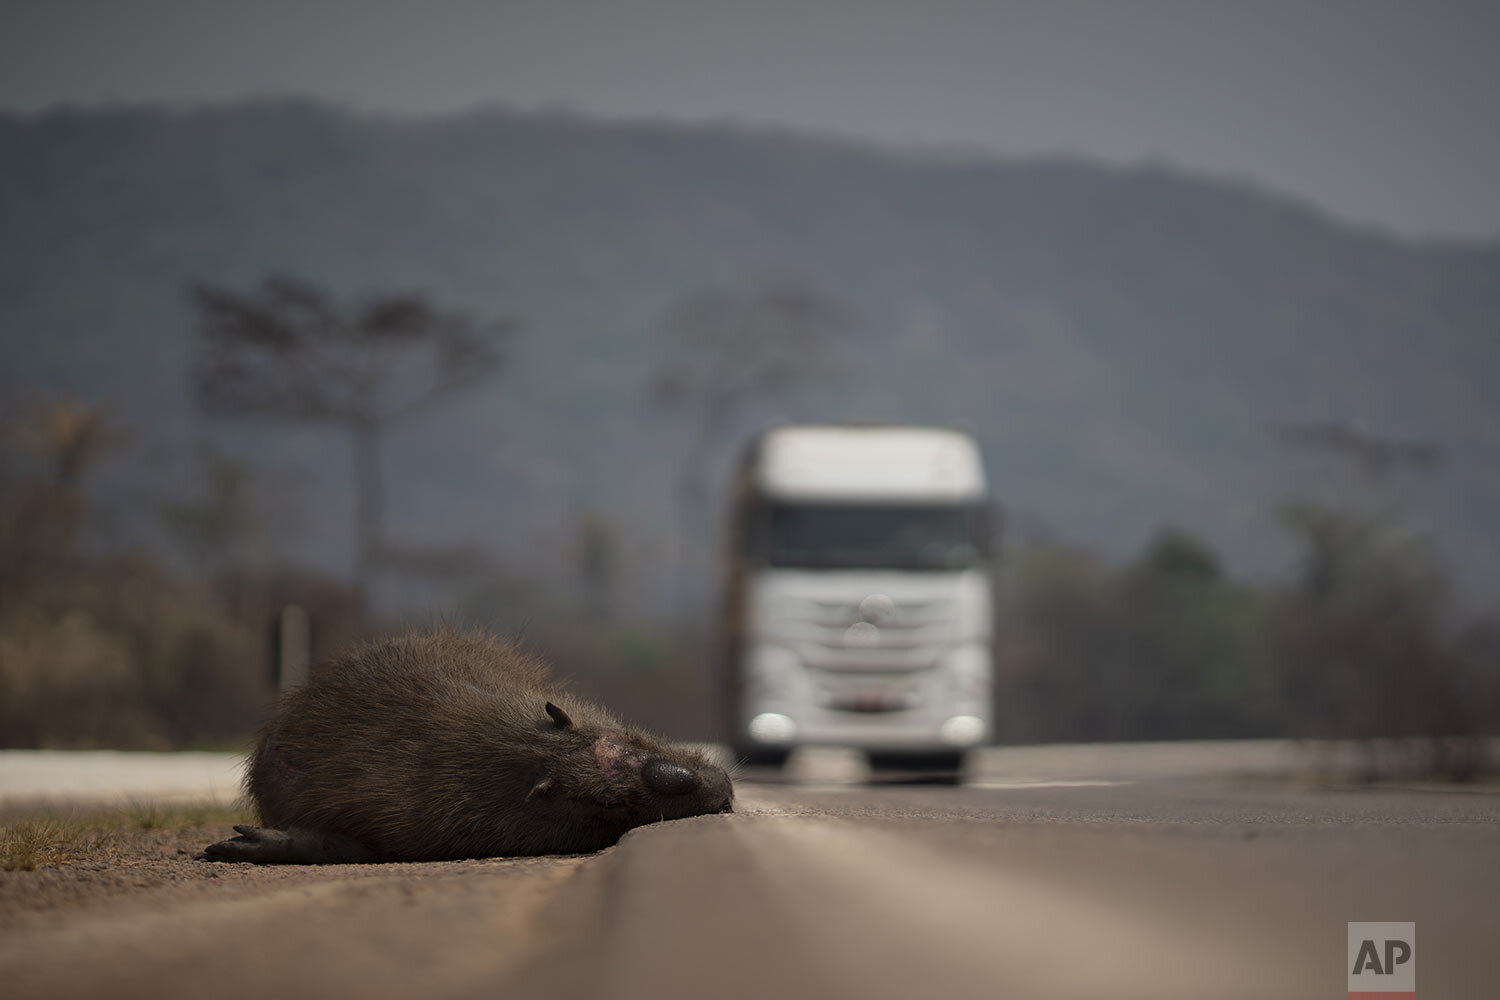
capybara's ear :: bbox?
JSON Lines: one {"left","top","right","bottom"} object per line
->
{"left": 545, "top": 702, "right": 573, "bottom": 729}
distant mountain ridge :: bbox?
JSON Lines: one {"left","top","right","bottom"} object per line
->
{"left": 3, "top": 101, "right": 1497, "bottom": 615}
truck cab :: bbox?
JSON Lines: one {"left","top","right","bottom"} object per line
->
{"left": 722, "top": 425, "right": 996, "bottom": 769}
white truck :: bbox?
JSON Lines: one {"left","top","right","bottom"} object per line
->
{"left": 720, "top": 425, "right": 997, "bottom": 769}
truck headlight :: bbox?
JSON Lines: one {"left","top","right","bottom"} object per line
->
{"left": 748, "top": 712, "right": 797, "bottom": 744}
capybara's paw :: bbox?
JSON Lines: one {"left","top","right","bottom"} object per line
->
{"left": 200, "top": 824, "right": 293, "bottom": 864}
{"left": 200, "top": 824, "right": 376, "bottom": 864}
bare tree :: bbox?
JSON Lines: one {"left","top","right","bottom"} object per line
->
{"left": 9, "top": 398, "right": 125, "bottom": 487}
{"left": 649, "top": 273, "right": 849, "bottom": 616}
{"left": 190, "top": 275, "right": 510, "bottom": 615}
{"left": 1272, "top": 420, "right": 1442, "bottom": 483}
{"left": 1269, "top": 424, "right": 1490, "bottom": 777}
{"left": 0, "top": 398, "right": 125, "bottom": 602}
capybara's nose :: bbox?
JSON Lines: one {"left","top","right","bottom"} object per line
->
{"left": 642, "top": 759, "right": 700, "bottom": 796}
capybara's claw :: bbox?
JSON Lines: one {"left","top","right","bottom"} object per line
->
{"left": 200, "top": 825, "right": 292, "bottom": 864}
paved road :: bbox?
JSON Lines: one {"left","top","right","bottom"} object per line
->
{"left": 4, "top": 744, "right": 1497, "bottom": 999}
{"left": 0, "top": 737, "right": 1437, "bottom": 804}
{"left": 513, "top": 773, "right": 1498, "bottom": 1000}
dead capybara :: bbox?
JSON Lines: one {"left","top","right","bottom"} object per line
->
{"left": 202, "top": 627, "right": 733, "bottom": 864}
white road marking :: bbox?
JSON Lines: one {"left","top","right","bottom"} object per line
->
{"left": 966, "top": 778, "right": 1132, "bottom": 789}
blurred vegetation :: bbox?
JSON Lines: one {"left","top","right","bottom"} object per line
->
{"left": 2, "top": 341, "right": 1495, "bottom": 769}
{"left": 0, "top": 399, "right": 348, "bottom": 749}
{"left": 1272, "top": 503, "right": 1495, "bottom": 778}
{"left": 1, "top": 311, "right": 1493, "bottom": 772}
{"left": 0, "top": 105, "right": 1495, "bottom": 773}
{"left": 4, "top": 102, "right": 1497, "bottom": 615}
{"left": 997, "top": 512, "right": 1498, "bottom": 778}
{"left": 0, "top": 390, "right": 717, "bottom": 747}
{"left": 999, "top": 529, "right": 1275, "bottom": 743}
{"left": 1, "top": 392, "right": 1494, "bottom": 773}
{"left": 991, "top": 421, "right": 1498, "bottom": 777}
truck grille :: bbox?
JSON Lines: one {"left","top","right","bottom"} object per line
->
{"left": 783, "top": 597, "right": 959, "bottom": 671}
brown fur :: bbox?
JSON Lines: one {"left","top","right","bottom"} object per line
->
{"left": 211, "top": 627, "right": 733, "bottom": 863}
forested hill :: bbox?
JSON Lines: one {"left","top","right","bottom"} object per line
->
{"left": 3, "top": 101, "right": 1498, "bottom": 615}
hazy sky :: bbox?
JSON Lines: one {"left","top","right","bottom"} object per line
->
{"left": 4, "top": 0, "right": 1497, "bottom": 241}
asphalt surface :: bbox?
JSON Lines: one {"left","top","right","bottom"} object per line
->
{"left": 518, "top": 772, "right": 1497, "bottom": 1000}
{"left": 4, "top": 744, "right": 1498, "bottom": 999}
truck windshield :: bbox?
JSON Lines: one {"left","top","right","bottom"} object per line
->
{"left": 751, "top": 501, "right": 991, "bottom": 571}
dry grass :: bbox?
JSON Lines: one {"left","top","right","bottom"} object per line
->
{"left": 0, "top": 801, "right": 251, "bottom": 871}
{"left": 1, "top": 817, "right": 104, "bottom": 871}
